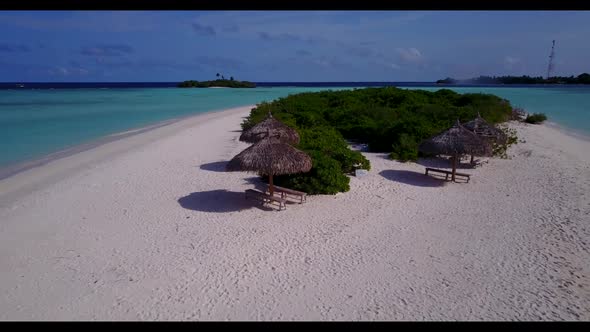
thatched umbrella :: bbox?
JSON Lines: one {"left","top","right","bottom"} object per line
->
{"left": 462, "top": 112, "right": 507, "bottom": 164}
{"left": 227, "top": 133, "right": 312, "bottom": 196}
{"left": 239, "top": 112, "right": 300, "bottom": 145}
{"left": 419, "top": 120, "right": 492, "bottom": 182}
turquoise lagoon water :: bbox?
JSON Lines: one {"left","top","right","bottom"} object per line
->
{"left": 404, "top": 86, "right": 590, "bottom": 137}
{"left": 0, "top": 86, "right": 589, "bottom": 168}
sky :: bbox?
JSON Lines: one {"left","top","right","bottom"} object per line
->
{"left": 1, "top": 10, "right": 589, "bottom": 82}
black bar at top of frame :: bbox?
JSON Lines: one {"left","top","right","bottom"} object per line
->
{"left": 1, "top": 0, "right": 588, "bottom": 11}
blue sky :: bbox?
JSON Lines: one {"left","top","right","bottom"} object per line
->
{"left": 1, "top": 11, "right": 589, "bottom": 82}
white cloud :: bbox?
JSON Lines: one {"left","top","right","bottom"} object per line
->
{"left": 47, "top": 66, "right": 89, "bottom": 76}
{"left": 503, "top": 55, "right": 526, "bottom": 74}
{"left": 192, "top": 11, "right": 431, "bottom": 47}
{"left": 396, "top": 47, "right": 424, "bottom": 63}
{"left": 312, "top": 56, "right": 343, "bottom": 68}
{"left": 504, "top": 56, "right": 520, "bottom": 65}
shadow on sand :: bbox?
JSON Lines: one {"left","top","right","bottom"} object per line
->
{"left": 178, "top": 190, "right": 273, "bottom": 212}
{"left": 379, "top": 170, "right": 446, "bottom": 187}
{"left": 199, "top": 161, "right": 229, "bottom": 172}
{"left": 243, "top": 176, "right": 268, "bottom": 191}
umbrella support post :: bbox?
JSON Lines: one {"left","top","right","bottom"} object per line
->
{"left": 452, "top": 154, "right": 457, "bottom": 182}
{"left": 269, "top": 174, "right": 274, "bottom": 196}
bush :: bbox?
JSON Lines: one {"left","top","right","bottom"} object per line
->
{"left": 297, "top": 127, "right": 370, "bottom": 174}
{"left": 524, "top": 113, "right": 547, "bottom": 124}
{"left": 271, "top": 127, "right": 368, "bottom": 194}
{"left": 493, "top": 125, "right": 519, "bottom": 159}
{"left": 274, "top": 151, "right": 350, "bottom": 195}
{"left": 511, "top": 108, "right": 527, "bottom": 121}
{"left": 389, "top": 133, "right": 419, "bottom": 161}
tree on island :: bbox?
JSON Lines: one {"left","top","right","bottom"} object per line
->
{"left": 216, "top": 73, "right": 220, "bottom": 79}
{"left": 177, "top": 76, "right": 256, "bottom": 88}
{"left": 577, "top": 73, "right": 590, "bottom": 84}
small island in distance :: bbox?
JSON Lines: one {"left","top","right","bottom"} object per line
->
{"left": 436, "top": 73, "right": 590, "bottom": 85}
{"left": 178, "top": 72, "right": 256, "bottom": 88}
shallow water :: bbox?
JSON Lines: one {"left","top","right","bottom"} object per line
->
{"left": 1, "top": 85, "right": 589, "bottom": 168}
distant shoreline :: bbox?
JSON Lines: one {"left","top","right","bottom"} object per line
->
{"left": 436, "top": 83, "right": 590, "bottom": 86}
{"left": 4, "top": 82, "right": 590, "bottom": 90}
{"left": 436, "top": 73, "right": 590, "bottom": 85}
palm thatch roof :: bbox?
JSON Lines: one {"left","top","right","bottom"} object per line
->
{"left": 226, "top": 136, "right": 312, "bottom": 175}
{"left": 419, "top": 120, "right": 493, "bottom": 157}
{"left": 462, "top": 113, "right": 508, "bottom": 145}
{"left": 239, "top": 112, "right": 300, "bottom": 145}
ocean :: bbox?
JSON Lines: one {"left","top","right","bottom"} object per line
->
{"left": 1, "top": 83, "right": 589, "bottom": 171}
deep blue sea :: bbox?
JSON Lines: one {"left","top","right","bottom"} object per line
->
{"left": 1, "top": 82, "right": 589, "bottom": 169}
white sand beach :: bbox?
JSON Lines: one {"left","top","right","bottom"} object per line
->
{"left": 0, "top": 105, "right": 588, "bottom": 321}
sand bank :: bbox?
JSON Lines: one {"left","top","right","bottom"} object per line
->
{"left": 0, "top": 106, "right": 588, "bottom": 320}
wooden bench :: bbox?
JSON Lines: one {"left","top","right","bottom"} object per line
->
{"left": 267, "top": 185, "right": 307, "bottom": 204}
{"left": 245, "top": 189, "right": 286, "bottom": 211}
{"left": 425, "top": 167, "right": 471, "bottom": 183}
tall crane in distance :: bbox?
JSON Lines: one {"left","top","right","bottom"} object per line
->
{"left": 546, "top": 40, "right": 556, "bottom": 79}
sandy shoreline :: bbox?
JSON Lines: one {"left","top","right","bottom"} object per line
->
{"left": 543, "top": 121, "right": 590, "bottom": 143}
{"left": 0, "top": 106, "right": 256, "bottom": 182}
{"left": 0, "top": 105, "right": 588, "bottom": 320}
{"left": 0, "top": 106, "right": 254, "bottom": 205}
{"left": 0, "top": 119, "right": 178, "bottom": 181}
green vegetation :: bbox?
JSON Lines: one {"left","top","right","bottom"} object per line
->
{"left": 511, "top": 107, "right": 527, "bottom": 121}
{"left": 389, "top": 133, "right": 419, "bottom": 161}
{"left": 274, "top": 150, "right": 351, "bottom": 195}
{"left": 243, "top": 87, "right": 514, "bottom": 194}
{"left": 493, "top": 125, "right": 519, "bottom": 159}
{"left": 437, "top": 73, "right": 590, "bottom": 85}
{"left": 178, "top": 79, "right": 256, "bottom": 88}
{"left": 524, "top": 113, "right": 548, "bottom": 124}
{"left": 179, "top": 73, "right": 255, "bottom": 88}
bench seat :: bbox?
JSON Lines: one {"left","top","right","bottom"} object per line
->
{"left": 267, "top": 185, "right": 307, "bottom": 204}
{"left": 425, "top": 167, "right": 471, "bottom": 182}
{"left": 245, "top": 189, "right": 286, "bottom": 210}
